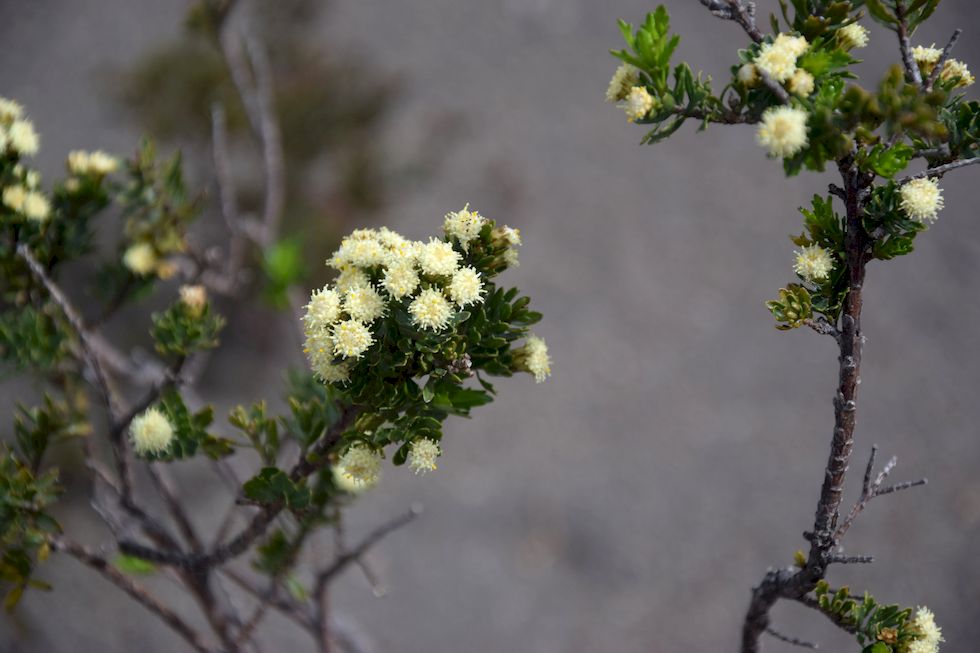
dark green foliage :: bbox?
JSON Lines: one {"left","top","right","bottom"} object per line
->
{"left": 812, "top": 581, "right": 920, "bottom": 650}
{"left": 776, "top": 1, "right": 865, "bottom": 39}
{"left": 864, "top": 182, "right": 928, "bottom": 260}
{"left": 0, "top": 446, "right": 61, "bottom": 611}
{"left": 151, "top": 300, "right": 225, "bottom": 356}
{"left": 243, "top": 468, "right": 311, "bottom": 511}
{"left": 0, "top": 307, "right": 68, "bottom": 371}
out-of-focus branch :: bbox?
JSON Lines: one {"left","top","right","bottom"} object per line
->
{"left": 924, "top": 28, "right": 963, "bottom": 91}
{"left": 899, "top": 157, "right": 980, "bottom": 183}
{"left": 699, "top": 0, "right": 763, "bottom": 44}
{"left": 895, "top": 1, "right": 924, "bottom": 86}
{"left": 51, "top": 536, "right": 216, "bottom": 653}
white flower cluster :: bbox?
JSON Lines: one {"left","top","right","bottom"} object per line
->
{"left": 335, "top": 444, "right": 382, "bottom": 489}
{"left": 130, "top": 407, "right": 175, "bottom": 456}
{"left": 68, "top": 150, "right": 118, "bottom": 177}
{"left": 912, "top": 45, "right": 975, "bottom": 88}
{"left": 0, "top": 97, "right": 39, "bottom": 156}
{"left": 908, "top": 606, "right": 943, "bottom": 653}
{"left": 754, "top": 33, "right": 810, "bottom": 84}
{"left": 837, "top": 23, "right": 869, "bottom": 50}
{"left": 304, "top": 208, "right": 516, "bottom": 384}
{"left": 1, "top": 100, "right": 51, "bottom": 222}
{"left": 900, "top": 177, "right": 944, "bottom": 223}
{"left": 793, "top": 244, "right": 834, "bottom": 282}
{"left": 757, "top": 106, "right": 809, "bottom": 158}
{"left": 604, "top": 63, "right": 657, "bottom": 122}
{"left": 515, "top": 334, "right": 552, "bottom": 383}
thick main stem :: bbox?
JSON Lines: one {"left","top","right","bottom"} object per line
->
{"left": 739, "top": 158, "right": 870, "bottom": 653}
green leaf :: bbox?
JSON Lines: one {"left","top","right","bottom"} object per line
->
{"left": 114, "top": 554, "right": 158, "bottom": 575}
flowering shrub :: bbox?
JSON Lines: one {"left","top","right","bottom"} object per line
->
{"left": 606, "top": 1, "right": 976, "bottom": 652}
{"left": 0, "top": 76, "right": 548, "bottom": 653}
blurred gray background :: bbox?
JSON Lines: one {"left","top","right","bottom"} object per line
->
{"left": 1, "top": 0, "right": 979, "bottom": 651}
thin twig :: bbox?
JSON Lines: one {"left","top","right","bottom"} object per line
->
{"left": 765, "top": 627, "right": 819, "bottom": 649}
{"left": 895, "top": 2, "right": 924, "bottom": 86}
{"left": 899, "top": 157, "right": 980, "bottom": 183}
{"left": 924, "top": 29, "right": 963, "bottom": 91}
{"left": 52, "top": 536, "right": 215, "bottom": 653}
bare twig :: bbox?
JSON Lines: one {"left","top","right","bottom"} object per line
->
{"left": 895, "top": 2, "right": 924, "bottom": 86}
{"left": 52, "top": 536, "right": 215, "bottom": 653}
{"left": 765, "top": 627, "right": 818, "bottom": 649}
{"left": 828, "top": 554, "right": 874, "bottom": 565}
{"left": 699, "top": 0, "right": 764, "bottom": 44}
{"left": 803, "top": 318, "right": 840, "bottom": 343}
{"left": 924, "top": 28, "right": 963, "bottom": 91}
{"left": 145, "top": 464, "right": 204, "bottom": 552}
{"left": 899, "top": 157, "right": 980, "bottom": 183}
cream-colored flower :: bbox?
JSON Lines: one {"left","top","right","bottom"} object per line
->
{"left": 337, "top": 444, "right": 382, "bottom": 489}
{"left": 22, "top": 191, "right": 50, "bottom": 222}
{"left": 407, "top": 438, "right": 441, "bottom": 475}
{"left": 304, "top": 329, "right": 350, "bottom": 384}
{"left": 448, "top": 266, "right": 484, "bottom": 307}
{"left": 343, "top": 284, "right": 386, "bottom": 322}
{"left": 900, "top": 177, "right": 944, "bottom": 223}
{"left": 793, "top": 244, "right": 834, "bottom": 282}
{"left": 381, "top": 261, "right": 420, "bottom": 299}
{"left": 0, "top": 97, "right": 24, "bottom": 121}
{"left": 68, "top": 149, "right": 118, "bottom": 176}
{"left": 606, "top": 63, "right": 641, "bottom": 103}
{"left": 756, "top": 106, "right": 809, "bottom": 158}
{"left": 8, "top": 120, "right": 39, "bottom": 155}
{"left": 123, "top": 243, "right": 158, "bottom": 276}
{"left": 788, "top": 69, "right": 815, "bottom": 97}
{"left": 623, "top": 86, "right": 655, "bottom": 122}
{"left": 331, "top": 319, "right": 374, "bottom": 359}
{"left": 912, "top": 45, "right": 943, "bottom": 74}
{"left": 737, "top": 63, "right": 760, "bottom": 86}
{"left": 179, "top": 285, "right": 207, "bottom": 316}
{"left": 129, "top": 407, "right": 174, "bottom": 456}
{"left": 334, "top": 266, "right": 370, "bottom": 292}
{"left": 838, "top": 23, "right": 869, "bottom": 50}
{"left": 332, "top": 464, "right": 370, "bottom": 493}
{"left": 755, "top": 34, "right": 808, "bottom": 83}
{"left": 304, "top": 287, "right": 342, "bottom": 334}
{"left": 333, "top": 236, "right": 387, "bottom": 268}
{"left": 516, "top": 334, "right": 551, "bottom": 383}
{"left": 908, "top": 607, "right": 943, "bottom": 653}
{"left": 408, "top": 287, "right": 453, "bottom": 331}
{"left": 939, "top": 58, "right": 975, "bottom": 88}
{"left": 443, "top": 204, "right": 486, "bottom": 248}
{"left": 418, "top": 239, "right": 460, "bottom": 277}
{"left": 2, "top": 185, "right": 27, "bottom": 212}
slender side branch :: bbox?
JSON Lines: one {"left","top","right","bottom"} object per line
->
{"left": 699, "top": 0, "right": 764, "bottom": 44}
{"left": 895, "top": 2, "right": 924, "bottom": 86}
{"left": 51, "top": 536, "right": 215, "bottom": 653}
{"left": 765, "top": 627, "right": 818, "bottom": 649}
{"left": 924, "top": 29, "right": 963, "bottom": 91}
{"left": 899, "top": 157, "right": 980, "bottom": 183}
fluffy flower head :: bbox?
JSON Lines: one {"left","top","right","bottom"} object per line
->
{"left": 130, "top": 408, "right": 174, "bottom": 456}
{"left": 737, "top": 63, "right": 759, "bottom": 86}
{"left": 623, "top": 86, "right": 655, "bottom": 122}
{"left": 332, "top": 319, "right": 375, "bottom": 359}
{"left": 517, "top": 335, "right": 551, "bottom": 383}
{"left": 418, "top": 239, "right": 460, "bottom": 276}
{"left": 382, "top": 261, "right": 420, "bottom": 299}
{"left": 344, "top": 284, "right": 386, "bottom": 322}
{"left": 304, "top": 287, "right": 342, "bottom": 333}
{"left": 757, "top": 106, "right": 809, "bottom": 158}
{"left": 444, "top": 204, "right": 486, "bottom": 248}
{"left": 179, "top": 285, "right": 207, "bottom": 316}
{"left": 337, "top": 445, "right": 382, "bottom": 489}
{"left": 755, "top": 34, "right": 808, "bottom": 82}
{"left": 68, "top": 150, "right": 118, "bottom": 176}
{"left": 908, "top": 607, "right": 943, "bottom": 653}
{"left": 912, "top": 45, "right": 942, "bottom": 72}
{"left": 788, "top": 69, "right": 815, "bottom": 97}
{"left": 2, "top": 185, "right": 27, "bottom": 212}
{"left": 606, "top": 63, "right": 641, "bottom": 102}
{"left": 21, "top": 191, "right": 50, "bottom": 222}
{"left": 334, "top": 266, "right": 370, "bottom": 292}
{"left": 0, "top": 97, "right": 24, "bottom": 121}
{"left": 304, "top": 329, "right": 350, "bottom": 383}
{"left": 900, "top": 177, "right": 944, "bottom": 223}
{"left": 409, "top": 287, "right": 453, "bottom": 331}
{"left": 7, "top": 120, "right": 39, "bottom": 155}
{"left": 838, "top": 23, "right": 869, "bottom": 50}
{"left": 940, "top": 59, "right": 975, "bottom": 88}
{"left": 408, "top": 439, "right": 441, "bottom": 475}
{"left": 793, "top": 245, "right": 834, "bottom": 282}
{"left": 123, "top": 243, "right": 158, "bottom": 276}
{"left": 448, "top": 266, "right": 484, "bottom": 307}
